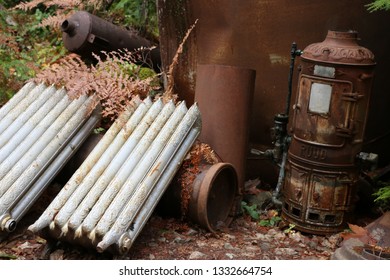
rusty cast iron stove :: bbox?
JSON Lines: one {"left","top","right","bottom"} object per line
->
{"left": 282, "top": 30, "right": 376, "bottom": 234}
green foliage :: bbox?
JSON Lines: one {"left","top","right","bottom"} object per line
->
{"left": 0, "top": 4, "right": 65, "bottom": 99}
{"left": 0, "top": 0, "right": 159, "bottom": 102}
{"left": 109, "top": 0, "right": 159, "bottom": 41}
{"left": 241, "top": 201, "right": 283, "bottom": 227}
{"left": 373, "top": 182, "right": 390, "bottom": 211}
{"left": 283, "top": 223, "right": 296, "bottom": 234}
{"left": 258, "top": 216, "right": 282, "bottom": 227}
{"left": 241, "top": 201, "right": 260, "bottom": 220}
{"left": 1, "top": 0, "right": 21, "bottom": 9}
{"left": 93, "top": 127, "right": 106, "bottom": 134}
{"left": 366, "top": 0, "right": 390, "bottom": 12}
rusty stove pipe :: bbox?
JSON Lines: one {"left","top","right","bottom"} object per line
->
{"left": 194, "top": 64, "right": 256, "bottom": 198}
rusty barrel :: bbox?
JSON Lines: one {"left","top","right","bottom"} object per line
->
{"left": 282, "top": 30, "right": 376, "bottom": 234}
{"left": 194, "top": 64, "right": 256, "bottom": 198}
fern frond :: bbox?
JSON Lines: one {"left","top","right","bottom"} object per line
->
{"left": 366, "top": 0, "right": 390, "bottom": 12}
{"left": 373, "top": 186, "right": 390, "bottom": 202}
{"left": 45, "top": 0, "right": 83, "bottom": 9}
{"left": 39, "top": 13, "right": 72, "bottom": 29}
{"left": 33, "top": 49, "right": 159, "bottom": 122}
{"left": 0, "top": 33, "right": 19, "bottom": 53}
{"left": 164, "top": 19, "right": 198, "bottom": 103}
{"left": 13, "top": 0, "right": 46, "bottom": 11}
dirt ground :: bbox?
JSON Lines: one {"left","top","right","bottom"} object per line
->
{"left": 0, "top": 213, "right": 342, "bottom": 260}
{"left": 0, "top": 201, "right": 374, "bottom": 260}
{"left": 0, "top": 179, "right": 378, "bottom": 260}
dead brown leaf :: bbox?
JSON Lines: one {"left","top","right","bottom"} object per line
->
{"left": 340, "top": 223, "right": 377, "bottom": 245}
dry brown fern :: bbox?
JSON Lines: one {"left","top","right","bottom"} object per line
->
{"left": 39, "top": 12, "right": 74, "bottom": 29}
{"left": 13, "top": 0, "right": 106, "bottom": 29}
{"left": 32, "top": 50, "right": 159, "bottom": 121}
{"left": 178, "top": 141, "right": 220, "bottom": 218}
{"left": 14, "top": 0, "right": 85, "bottom": 10}
{"left": 164, "top": 18, "right": 198, "bottom": 103}
{"left": 13, "top": 0, "right": 80, "bottom": 29}
{"left": 0, "top": 33, "right": 19, "bottom": 53}
{"left": 13, "top": 0, "right": 46, "bottom": 11}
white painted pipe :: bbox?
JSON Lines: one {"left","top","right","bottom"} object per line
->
{"left": 0, "top": 93, "right": 83, "bottom": 193}
{"left": 120, "top": 108, "right": 201, "bottom": 253}
{"left": 0, "top": 88, "right": 67, "bottom": 170}
{"left": 0, "top": 86, "right": 62, "bottom": 150}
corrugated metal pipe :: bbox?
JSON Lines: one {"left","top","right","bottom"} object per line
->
{"left": 29, "top": 97, "right": 201, "bottom": 254}
{"left": 0, "top": 82, "right": 100, "bottom": 237}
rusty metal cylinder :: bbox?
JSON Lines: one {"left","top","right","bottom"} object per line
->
{"left": 187, "top": 162, "right": 238, "bottom": 232}
{"left": 194, "top": 64, "right": 256, "bottom": 196}
{"left": 62, "top": 11, "right": 161, "bottom": 70}
{"left": 158, "top": 159, "right": 238, "bottom": 233}
{"left": 282, "top": 30, "right": 376, "bottom": 234}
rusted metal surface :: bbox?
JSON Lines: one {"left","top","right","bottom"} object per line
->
{"left": 157, "top": 0, "right": 197, "bottom": 94}
{"left": 157, "top": 0, "right": 390, "bottom": 184}
{"left": 282, "top": 162, "right": 359, "bottom": 234}
{"left": 0, "top": 82, "right": 100, "bottom": 237}
{"left": 187, "top": 162, "right": 238, "bottom": 233}
{"left": 194, "top": 64, "right": 255, "bottom": 196}
{"left": 282, "top": 30, "right": 375, "bottom": 234}
{"left": 29, "top": 98, "right": 201, "bottom": 254}
{"left": 62, "top": 11, "right": 161, "bottom": 70}
{"left": 158, "top": 150, "right": 239, "bottom": 233}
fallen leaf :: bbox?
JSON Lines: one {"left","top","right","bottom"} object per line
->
{"left": 340, "top": 223, "right": 376, "bottom": 245}
{"left": 348, "top": 224, "right": 368, "bottom": 236}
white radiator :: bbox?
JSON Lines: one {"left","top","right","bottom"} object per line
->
{"left": 0, "top": 82, "right": 100, "bottom": 236}
{"left": 29, "top": 97, "right": 201, "bottom": 254}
